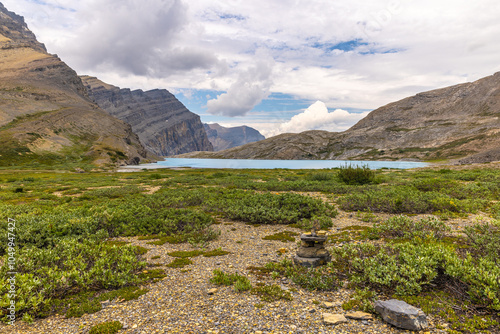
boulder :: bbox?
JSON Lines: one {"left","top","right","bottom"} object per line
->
{"left": 374, "top": 299, "right": 428, "bottom": 331}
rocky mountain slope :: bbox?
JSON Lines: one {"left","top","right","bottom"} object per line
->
{"left": 81, "top": 76, "right": 213, "bottom": 157}
{"left": 179, "top": 72, "right": 500, "bottom": 163}
{"left": 203, "top": 123, "right": 265, "bottom": 151}
{"left": 0, "top": 3, "right": 153, "bottom": 167}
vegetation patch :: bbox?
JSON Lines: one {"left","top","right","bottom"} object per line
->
{"left": 341, "top": 288, "right": 377, "bottom": 313}
{"left": 203, "top": 248, "right": 230, "bottom": 257}
{"left": 205, "top": 189, "right": 337, "bottom": 225}
{"left": 167, "top": 250, "right": 205, "bottom": 258}
{"left": 252, "top": 284, "right": 292, "bottom": 302}
{"left": 89, "top": 320, "right": 122, "bottom": 334}
{"left": 37, "top": 286, "right": 148, "bottom": 320}
{"left": 166, "top": 258, "right": 193, "bottom": 268}
{"left": 210, "top": 269, "right": 251, "bottom": 291}
{"left": 262, "top": 231, "right": 299, "bottom": 242}
{"left": 265, "top": 259, "right": 337, "bottom": 291}
{"left": 138, "top": 268, "right": 166, "bottom": 282}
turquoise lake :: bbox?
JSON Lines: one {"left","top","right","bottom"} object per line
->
{"left": 125, "top": 158, "right": 429, "bottom": 170}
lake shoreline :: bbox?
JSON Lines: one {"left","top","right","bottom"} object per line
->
{"left": 122, "top": 158, "right": 430, "bottom": 170}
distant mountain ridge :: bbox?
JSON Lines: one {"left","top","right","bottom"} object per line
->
{"left": 81, "top": 76, "right": 213, "bottom": 157}
{"left": 203, "top": 123, "right": 265, "bottom": 151}
{"left": 0, "top": 3, "right": 153, "bottom": 167}
{"left": 177, "top": 72, "right": 500, "bottom": 163}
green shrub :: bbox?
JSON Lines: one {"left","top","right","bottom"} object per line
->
{"left": 331, "top": 240, "right": 500, "bottom": 310}
{"left": 252, "top": 284, "right": 292, "bottom": 302}
{"left": 79, "top": 186, "right": 142, "bottom": 199}
{"left": 265, "top": 259, "right": 337, "bottom": 291}
{"left": 233, "top": 276, "right": 252, "bottom": 292}
{"left": 210, "top": 270, "right": 252, "bottom": 292}
{"left": 342, "top": 288, "right": 377, "bottom": 312}
{"left": 89, "top": 321, "right": 122, "bottom": 334}
{"left": 337, "top": 164, "right": 375, "bottom": 185}
{"left": 306, "top": 172, "right": 333, "bottom": 181}
{"left": 205, "top": 190, "right": 337, "bottom": 225}
{"left": 97, "top": 204, "right": 218, "bottom": 244}
{"left": 371, "top": 215, "right": 450, "bottom": 240}
{"left": 464, "top": 219, "right": 500, "bottom": 263}
{"left": 0, "top": 238, "right": 146, "bottom": 320}
{"left": 338, "top": 186, "right": 487, "bottom": 214}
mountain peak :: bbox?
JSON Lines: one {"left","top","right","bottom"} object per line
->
{"left": 0, "top": 2, "right": 47, "bottom": 52}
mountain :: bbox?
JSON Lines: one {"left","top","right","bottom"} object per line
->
{"left": 81, "top": 76, "right": 213, "bottom": 157}
{"left": 177, "top": 72, "right": 500, "bottom": 163}
{"left": 0, "top": 3, "right": 153, "bottom": 167}
{"left": 203, "top": 123, "right": 265, "bottom": 151}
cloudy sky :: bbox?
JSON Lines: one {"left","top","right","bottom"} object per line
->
{"left": 4, "top": 0, "right": 500, "bottom": 137}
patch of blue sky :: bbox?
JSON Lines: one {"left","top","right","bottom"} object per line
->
{"left": 218, "top": 13, "right": 246, "bottom": 21}
{"left": 252, "top": 93, "right": 312, "bottom": 114}
{"left": 312, "top": 39, "right": 368, "bottom": 52}
{"left": 359, "top": 48, "right": 402, "bottom": 55}
{"left": 29, "top": 0, "right": 75, "bottom": 11}
{"left": 175, "top": 89, "right": 220, "bottom": 115}
{"left": 175, "top": 90, "right": 316, "bottom": 124}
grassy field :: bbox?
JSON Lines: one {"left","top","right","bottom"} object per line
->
{"left": 0, "top": 164, "right": 499, "bottom": 332}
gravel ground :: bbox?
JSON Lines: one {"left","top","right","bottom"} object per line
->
{"left": 2, "top": 211, "right": 461, "bottom": 334}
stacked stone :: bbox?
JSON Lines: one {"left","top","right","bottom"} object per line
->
{"left": 293, "top": 231, "right": 331, "bottom": 267}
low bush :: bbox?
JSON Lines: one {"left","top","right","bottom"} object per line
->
{"left": 0, "top": 238, "right": 146, "bottom": 321}
{"left": 210, "top": 270, "right": 252, "bottom": 292}
{"left": 370, "top": 215, "right": 450, "bottom": 240}
{"left": 205, "top": 190, "right": 337, "bottom": 225}
{"left": 331, "top": 237, "right": 500, "bottom": 310}
{"left": 464, "top": 219, "right": 500, "bottom": 263}
{"left": 337, "top": 164, "right": 375, "bottom": 185}
{"left": 252, "top": 284, "right": 292, "bottom": 302}
{"left": 338, "top": 186, "right": 487, "bottom": 214}
{"left": 265, "top": 259, "right": 337, "bottom": 291}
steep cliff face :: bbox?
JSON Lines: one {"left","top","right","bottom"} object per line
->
{"left": 0, "top": 2, "right": 46, "bottom": 52}
{"left": 81, "top": 76, "right": 213, "bottom": 157}
{"left": 204, "top": 123, "right": 265, "bottom": 151}
{"left": 178, "top": 72, "right": 500, "bottom": 163}
{"left": 0, "top": 3, "right": 152, "bottom": 167}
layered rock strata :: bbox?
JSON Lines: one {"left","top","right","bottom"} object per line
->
{"left": 81, "top": 76, "right": 213, "bottom": 157}
{"left": 0, "top": 3, "right": 152, "bottom": 166}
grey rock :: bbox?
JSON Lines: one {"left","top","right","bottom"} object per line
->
{"left": 374, "top": 299, "right": 428, "bottom": 331}
{"left": 296, "top": 246, "right": 330, "bottom": 259}
{"left": 82, "top": 76, "right": 213, "bottom": 157}
{"left": 293, "top": 256, "right": 329, "bottom": 268}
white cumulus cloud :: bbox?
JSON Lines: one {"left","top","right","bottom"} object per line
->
{"left": 264, "top": 101, "right": 369, "bottom": 137}
{"left": 206, "top": 56, "right": 274, "bottom": 116}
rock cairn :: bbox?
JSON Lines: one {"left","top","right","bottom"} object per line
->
{"left": 294, "top": 229, "right": 331, "bottom": 267}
